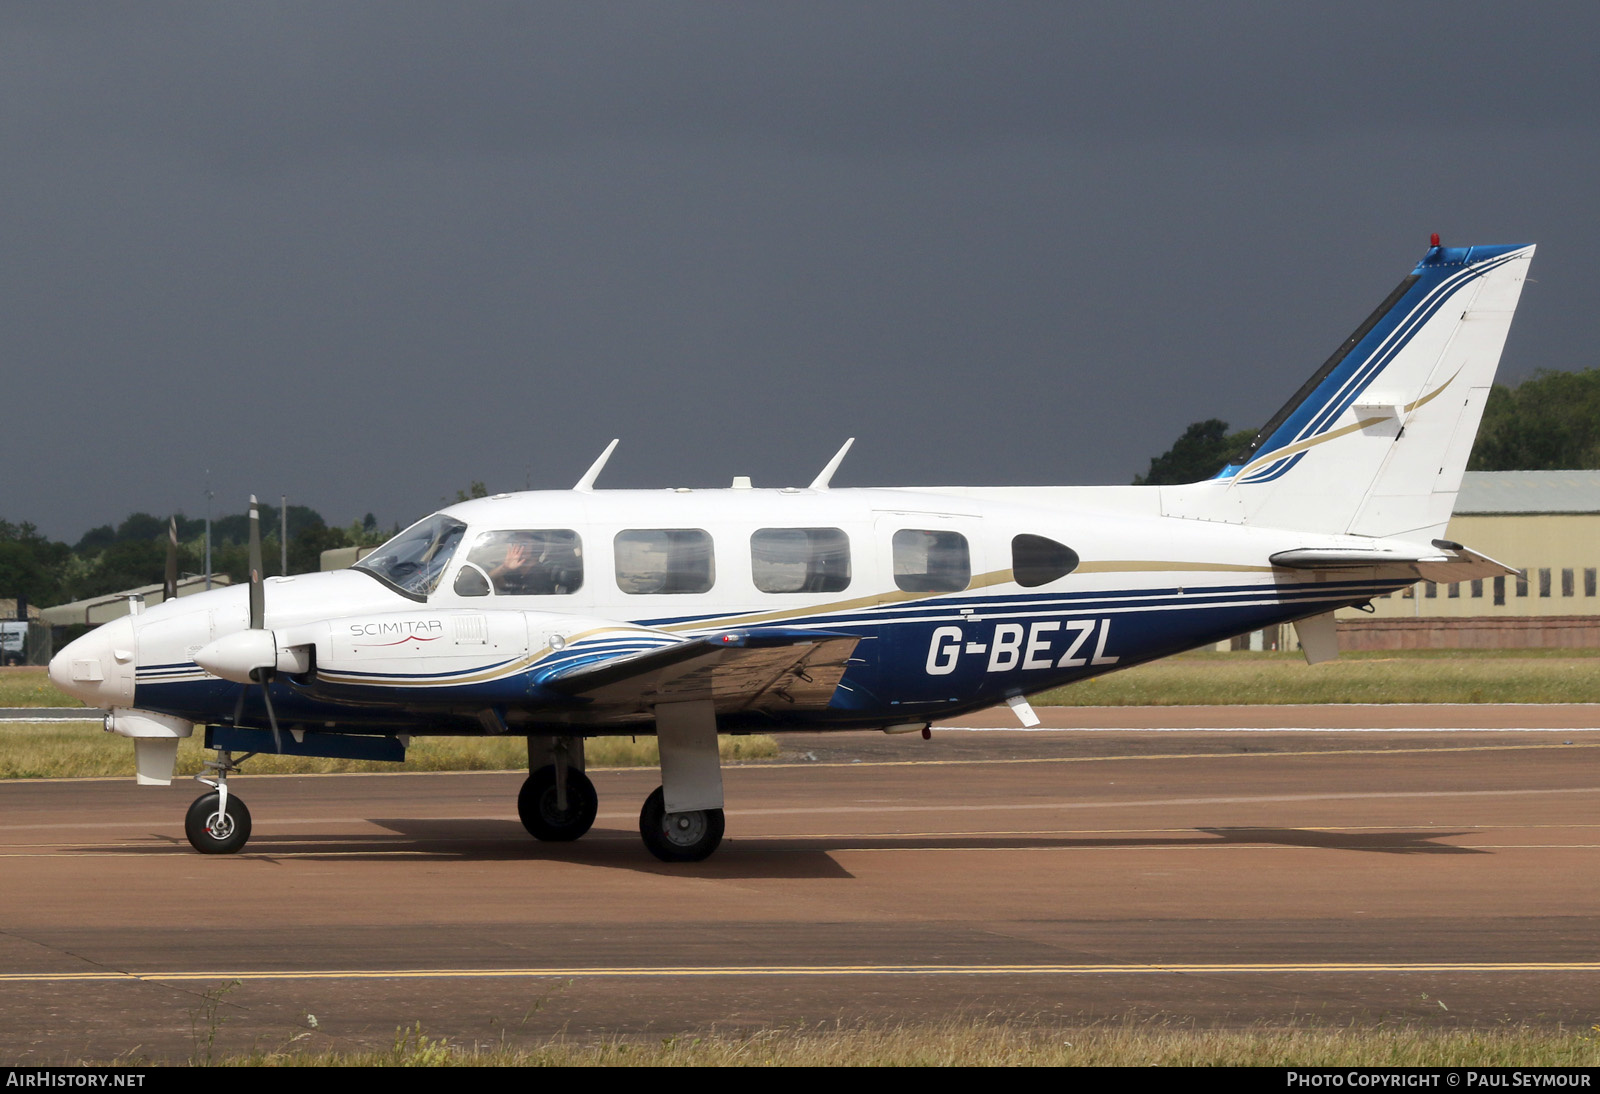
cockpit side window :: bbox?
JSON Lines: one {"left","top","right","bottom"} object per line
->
{"left": 459, "top": 530, "right": 584, "bottom": 596}
{"left": 453, "top": 565, "right": 491, "bottom": 597}
{"left": 615, "top": 529, "right": 715, "bottom": 594}
{"left": 354, "top": 514, "right": 468, "bottom": 599}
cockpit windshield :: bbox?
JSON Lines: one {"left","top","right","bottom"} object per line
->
{"left": 354, "top": 513, "right": 467, "bottom": 599}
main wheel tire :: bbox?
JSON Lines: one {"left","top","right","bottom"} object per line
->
{"left": 517, "top": 765, "right": 598, "bottom": 841}
{"left": 638, "top": 785, "right": 724, "bottom": 863}
{"left": 184, "top": 792, "right": 252, "bottom": 855}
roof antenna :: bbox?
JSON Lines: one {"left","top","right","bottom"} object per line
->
{"left": 809, "top": 438, "right": 855, "bottom": 490}
{"left": 573, "top": 439, "right": 619, "bottom": 492}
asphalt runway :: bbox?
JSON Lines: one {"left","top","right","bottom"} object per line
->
{"left": 2, "top": 706, "right": 1599, "bottom": 1063}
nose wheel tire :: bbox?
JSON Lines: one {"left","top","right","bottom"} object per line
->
{"left": 184, "top": 792, "right": 252, "bottom": 855}
{"left": 518, "top": 765, "right": 598, "bottom": 841}
{"left": 638, "top": 785, "right": 724, "bottom": 862}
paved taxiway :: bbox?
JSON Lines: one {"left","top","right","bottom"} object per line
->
{"left": 2, "top": 706, "right": 1598, "bottom": 1062}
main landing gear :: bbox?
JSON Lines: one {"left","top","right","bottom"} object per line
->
{"left": 517, "top": 765, "right": 598, "bottom": 841}
{"left": 185, "top": 750, "right": 253, "bottom": 855}
{"left": 526, "top": 706, "right": 727, "bottom": 863}
{"left": 638, "top": 786, "right": 724, "bottom": 863}
{"left": 518, "top": 766, "right": 723, "bottom": 861}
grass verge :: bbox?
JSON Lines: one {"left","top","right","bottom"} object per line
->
{"left": 1035, "top": 649, "right": 1600, "bottom": 706}
{"left": 0, "top": 722, "right": 776, "bottom": 779}
{"left": 169, "top": 1019, "right": 1600, "bottom": 1067}
{"left": 0, "top": 666, "right": 76, "bottom": 707}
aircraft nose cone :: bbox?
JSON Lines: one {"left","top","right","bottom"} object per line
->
{"left": 48, "top": 616, "right": 137, "bottom": 710}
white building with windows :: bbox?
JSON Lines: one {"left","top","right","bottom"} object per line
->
{"left": 1335, "top": 470, "right": 1600, "bottom": 647}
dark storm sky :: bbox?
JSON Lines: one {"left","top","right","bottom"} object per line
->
{"left": 5, "top": 3, "right": 1596, "bottom": 542}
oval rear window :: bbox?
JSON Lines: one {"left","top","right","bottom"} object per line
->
{"left": 1012, "top": 534, "right": 1079, "bottom": 588}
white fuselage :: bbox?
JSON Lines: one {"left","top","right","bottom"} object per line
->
{"left": 53, "top": 484, "right": 1414, "bottom": 738}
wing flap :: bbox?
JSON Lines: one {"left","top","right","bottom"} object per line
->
{"left": 537, "top": 629, "right": 860, "bottom": 714}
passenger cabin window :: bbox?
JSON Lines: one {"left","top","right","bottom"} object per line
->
{"left": 355, "top": 513, "right": 466, "bottom": 599}
{"left": 892, "top": 529, "right": 970, "bottom": 593}
{"left": 1011, "top": 534, "right": 1079, "bottom": 588}
{"left": 751, "top": 528, "right": 851, "bottom": 593}
{"left": 615, "top": 529, "right": 715, "bottom": 594}
{"left": 454, "top": 529, "right": 583, "bottom": 596}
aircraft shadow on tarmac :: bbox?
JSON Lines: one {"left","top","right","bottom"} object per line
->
{"left": 105, "top": 822, "right": 857, "bottom": 878}
{"left": 1195, "top": 827, "right": 1488, "bottom": 855}
{"left": 81, "top": 819, "right": 1486, "bottom": 876}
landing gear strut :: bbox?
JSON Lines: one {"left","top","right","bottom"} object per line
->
{"left": 640, "top": 700, "right": 726, "bottom": 862}
{"left": 185, "top": 750, "right": 253, "bottom": 854}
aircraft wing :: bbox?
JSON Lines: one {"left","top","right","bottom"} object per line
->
{"left": 533, "top": 628, "right": 860, "bottom": 715}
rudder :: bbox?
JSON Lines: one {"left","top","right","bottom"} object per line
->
{"left": 1160, "top": 240, "right": 1535, "bottom": 540}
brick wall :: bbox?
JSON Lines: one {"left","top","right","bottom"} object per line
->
{"left": 1337, "top": 616, "right": 1600, "bottom": 650}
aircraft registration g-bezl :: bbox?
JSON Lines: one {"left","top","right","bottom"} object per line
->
{"left": 50, "top": 238, "right": 1534, "bottom": 862}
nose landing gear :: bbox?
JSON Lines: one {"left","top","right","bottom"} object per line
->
{"left": 185, "top": 790, "right": 252, "bottom": 854}
{"left": 185, "top": 750, "right": 254, "bottom": 855}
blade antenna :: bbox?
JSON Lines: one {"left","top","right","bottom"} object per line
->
{"left": 573, "top": 439, "right": 619, "bottom": 492}
{"left": 809, "top": 438, "right": 855, "bottom": 490}
{"left": 163, "top": 516, "right": 179, "bottom": 603}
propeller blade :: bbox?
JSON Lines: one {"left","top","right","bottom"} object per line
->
{"left": 244, "top": 498, "right": 279, "bottom": 750}
{"left": 258, "top": 677, "right": 283, "bottom": 755}
{"left": 248, "top": 495, "right": 264, "bottom": 630}
{"left": 163, "top": 516, "right": 178, "bottom": 603}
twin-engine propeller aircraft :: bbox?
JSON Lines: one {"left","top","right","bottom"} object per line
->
{"left": 51, "top": 238, "right": 1534, "bottom": 862}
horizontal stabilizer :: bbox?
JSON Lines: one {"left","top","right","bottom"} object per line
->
{"left": 1411, "top": 541, "right": 1520, "bottom": 583}
{"left": 1270, "top": 547, "right": 1436, "bottom": 570}
{"left": 1270, "top": 540, "right": 1517, "bottom": 582}
{"left": 537, "top": 629, "right": 860, "bottom": 714}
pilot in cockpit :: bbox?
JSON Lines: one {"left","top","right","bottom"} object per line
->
{"left": 485, "top": 534, "right": 540, "bottom": 594}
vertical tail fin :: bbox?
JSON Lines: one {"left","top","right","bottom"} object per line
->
{"left": 1161, "top": 240, "right": 1535, "bottom": 539}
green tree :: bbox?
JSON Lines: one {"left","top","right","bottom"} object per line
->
{"left": 1134, "top": 420, "right": 1257, "bottom": 485}
{"left": 289, "top": 524, "right": 352, "bottom": 575}
{"left": 0, "top": 542, "right": 52, "bottom": 605}
{"left": 1468, "top": 368, "right": 1600, "bottom": 471}
{"left": 0, "top": 519, "right": 69, "bottom": 605}
{"left": 74, "top": 524, "right": 117, "bottom": 554}
{"left": 70, "top": 541, "right": 167, "bottom": 600}
{"left": 115, "top": 512, "right": 167, "bottom": 543}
